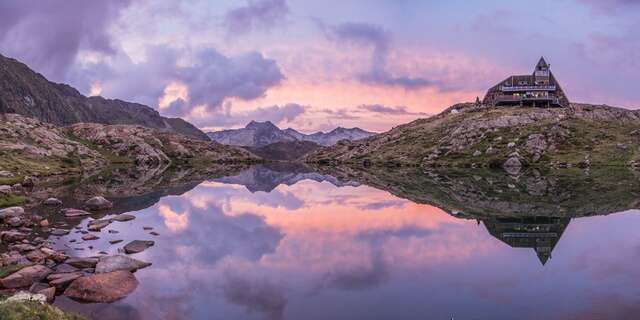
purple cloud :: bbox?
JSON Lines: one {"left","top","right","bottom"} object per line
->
{"left": 74, "top": 45, "right": 285, "bottom": 122}
{"left": 224, "top": 0, "right": 289, "bottom": 35}
{"left": 0, "top": 0, "right": 131, "bottom": 81}
{"left": 580, "top": 0, "right": 640, "bottom": 13}
{"left": 326, "top": 22, "right": 433, "bottom": 90}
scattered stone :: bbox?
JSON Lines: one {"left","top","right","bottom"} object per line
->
{"left": 64, "top": 271, "right": 138, "bottom": 303}
{"left": 507, "top": 142, "right": 516, "bottom": 148}
{"left": 95, "top": 255, "right": 151, "bottom": 274}
{"left": 43, "top": 198, "right": 63, "bottom": 206}
{"left": 472, "top": 150, "right": 481, "bottom": 157}
{"left": 110, "top": 214, "right": 135, "bottom": 222}
{"left": 109, "top": 239, "right": 123, "bottom": 245}
{"left": 54, "top": 264, "right": 80, "bottom": 274}
{"left": 50, "top": 229, "right": 70, "bottom": 236}
{"left": 0, "top": 185, "right": 11, "bottom": 194}
{"left": 123, "top": 240, "right": 155, "bottom": 254}
{"left": 49, "top": 273, "right": 83, "bottom": 290}
{"left": 0, "top": 171, "right": 13, "bottom": 178}
{"left": 503, "top": 157, "right": 522, "bottom": 175}
{"left": 6, "top": 216, "right": 23, "bottom": 227}
{"left": 85, "top": 196, "right": 113, "bottom": 211}
{"left": 65, "top": 257, "right": 99, "bottom": 269}
{"left": 108, "top": 230, "right": 119, "bottom": 234}
{"left": 39, "top": 219, "right": 49, "bottom": 227}
{"left": 61, "top": 208, "right": 92, "bottom": 217}
{"left": 142, "top": 226, "right": 153, "bottom": 231}
{"left": 25, "top": 250, "right": 48, "bottom": 263}
{"left": 149, "top": 232, "right": 159, "bottom": 236}
{"left": 0, "top": 207, "right": 25, "bottom": 220}
{"left": 1, "top": 231, "right": 27, "bottom": 242}
{"left": 0, "top": 265, "right": 52, "bottom": 289}
{"left": 82, "top": 234, "right": 100, "bottom": 241}
{"left": 88, "top": 219, "right": 111, "bottom": 231}
{"left": 9, "top": 244, "right": 37, "bottom": 253}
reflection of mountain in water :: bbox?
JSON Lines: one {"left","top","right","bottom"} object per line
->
{"left": 483, "top": 216, "right": 570, "bottom": 265}
{"left": 211, "top": 163, "right": 360, "bottom": 192}
{"left": 311, "top": 165, "right": 640, "bottom": 264}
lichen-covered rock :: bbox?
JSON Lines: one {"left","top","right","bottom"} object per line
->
{"left": 95, "top": 255, "right": 151, "bottom": 274}
{"left": 0, "top": 265, "right": 52, "bottom": 289}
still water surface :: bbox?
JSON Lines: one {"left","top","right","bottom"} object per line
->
{"left": 46, "top": 165, "right": 640, "bottom": 319}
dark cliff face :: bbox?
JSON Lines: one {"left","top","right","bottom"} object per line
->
{"left": 0, "top": 53, "right": 208, "bottom": 140}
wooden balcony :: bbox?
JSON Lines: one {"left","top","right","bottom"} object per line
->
{"left": 495, "top": 95, "right": 559, "bottom": 104}
{"left": 501, "top": 85, "right": 556, "bottom": 92}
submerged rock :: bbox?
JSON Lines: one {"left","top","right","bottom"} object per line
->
{"left": 95, "top": 255, "right": 151, "bottom": 273}
{"left": 85, "top": 196, "right": 113, "bottom": 211}
{"left": 64, "top": 271, "right": 138, "bottom": 303}
{"left": 110, "top": 214, "right": 135, "bottom": 222}
{"left": 61, "top": 208, "right": 92, "bottom": 217}
{"left": 88, "top": 219, "right": 111, "bottom": 231}
{"left": 123, "top": 240, "right": 155, "bottom": 254}
{"left": 65, "top": 257, "right": 99, "bottom": 269}
{"left": 81, "top": 234, "right": 100, "bottom": 241}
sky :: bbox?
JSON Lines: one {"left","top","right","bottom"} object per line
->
{"left": 0, "top": 0, "right": 638, "bottom": 133}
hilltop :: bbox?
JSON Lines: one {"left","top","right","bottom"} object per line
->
{"left": 305, "top": 103, "right": 640, "bottom": 169}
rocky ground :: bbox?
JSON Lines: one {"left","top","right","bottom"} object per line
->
{"left": 305, "top": 103, "right": 640, "bottom": 170}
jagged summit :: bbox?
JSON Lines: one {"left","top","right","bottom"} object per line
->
{"left": 208, "top": 121, "right": 375, "bottom": 148}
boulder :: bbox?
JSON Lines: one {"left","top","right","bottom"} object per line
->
{"left": 88, "top": 219, "right": 111, "bottom": 231}
{"left": 49, "top": 272, "right": 83, "bottom": 290}
{"left": 82, "top": 234, "right": 100, "bottom": 241}
{"left": 503, "top": 157, "right": 522, "bottom": 175}
{"left": 37, "top": 286, "right": 56, "bottom": 302}
{"left": 61, "top": 208, "right": 92, "bottom": 217}
{"left": 65, "top": 257, "right": 99, "bottom": 269}
{"left": 21, "top": 176, "right": 35, "bottom": 188}
{"left": 111, "top": 214, "right": 135, "bottom": 222}
{"left": 123, "top": 240, "right": 155, "bottom": 254}
{"left": 43, "top": 198, "right": 63, "bottom": 206}
{"left": 0, "top": 207, "right": 25, "bottom": 220}
{"left": 0, "top": 265, "right": 52, "bottom": 289}
{"left": 64, "top": 271, "right": 138, "bottom": 303}
{"left": 95, "top": 255, "right": 151, "bottom": 273}
{"left": 85, "top": 196, "right": 113, "bottom": 211}
{"left": 0, "top": 185, "right": 11, "bottom": 194}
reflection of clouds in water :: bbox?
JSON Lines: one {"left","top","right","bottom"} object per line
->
{"left": 158, "top": 204, "right": 189, "bottom": 232}
{"left": 358, "top": 199, "right": 406, "bottom": 210}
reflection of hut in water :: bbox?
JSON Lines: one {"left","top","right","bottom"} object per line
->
{"left": 481, "top": 217, "right": 571, "bottom": 265}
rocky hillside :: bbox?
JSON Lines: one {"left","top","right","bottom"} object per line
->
{"left": 306, "top": 103, "right": 640, "bottom": 169}
{"left": 208, "top": 121, "right": 375, "bottom": 147}
{"left": 0, "top": 114, "right": 259, "bottom": 181}
{"left": 0, "top": 53, "right": 208, "bottom": 140}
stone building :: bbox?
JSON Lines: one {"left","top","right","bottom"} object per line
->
{"left": 483, "top": 57, "right": 570, "bottom": 108}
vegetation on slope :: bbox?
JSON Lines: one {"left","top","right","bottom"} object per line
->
{"left": 306, "top": 103, "right": 640, "bottom": 168}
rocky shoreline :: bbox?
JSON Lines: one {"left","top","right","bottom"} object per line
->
{"left": 0, "top": 195, "right": 156, "bottom": 306}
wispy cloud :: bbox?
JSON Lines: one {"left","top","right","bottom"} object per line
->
{"left": 358, "top": 104, "right": 430, "bottom": 116}
{"left": 224, "top": 0, "right": 289, "bottom": 35}
{"left": 324, "top": 22, "right": 434, "bottom": 90}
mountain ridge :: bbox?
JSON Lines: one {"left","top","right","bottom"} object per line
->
{"left": 207, "top": 121, "right": 375, "bottom": 147}
{"left": 0, "top": 53, "right": 209, "bottom": 140}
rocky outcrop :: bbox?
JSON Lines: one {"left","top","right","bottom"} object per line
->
{"left": 0, "top": 53, "right": 208, "bottom": 140}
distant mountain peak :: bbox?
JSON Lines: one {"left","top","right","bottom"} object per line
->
{"left": 208, "top": 121, "right": 376, "bottom": 147}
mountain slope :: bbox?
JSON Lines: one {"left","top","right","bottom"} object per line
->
{"left": 0, "top": 53, "right": 208, "bottom": 140}
{"left": 305, "top": 103, "right": 640, "bottom": 168}
{"left": 284, "top": 127, "right": 375, "bottom": 146}
{"left": 207, "top": 121, "right": 297, "bottom": 147}
{"left": 207, "top": 121, "right": 376, "bottom": 147}
{"left": 244, "top": 140, "right": 322, "bottom": 161}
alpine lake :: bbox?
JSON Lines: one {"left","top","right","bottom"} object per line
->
{"left": 5, "top": 163, "right": 640, "bottom": 320}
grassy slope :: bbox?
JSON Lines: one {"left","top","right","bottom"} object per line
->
{"left": 306, "top": 103, "right": 640, "bottom": 168}
{"left": 0, "top": 301, "right": 85, "bottom": 320}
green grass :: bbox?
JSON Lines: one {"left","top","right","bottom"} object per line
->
{"left": 0, "top": 301, "right": 85, "bottom": 320}
{"left": 0, "top": 194, "right": 25, "bottom": 208}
